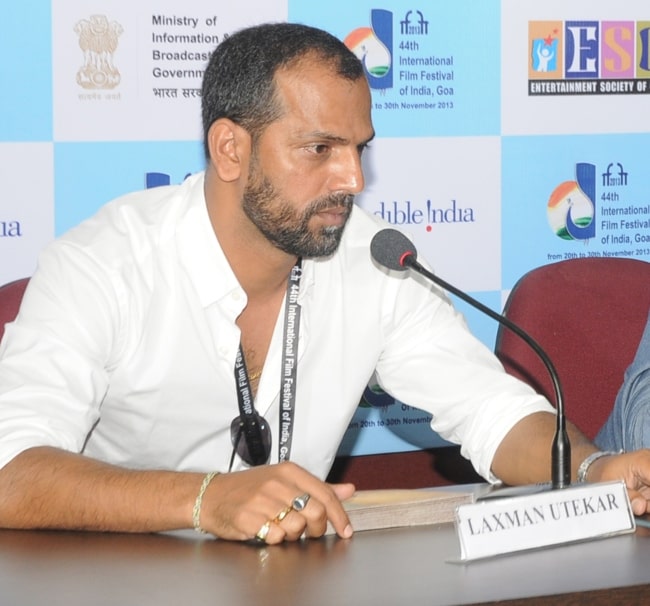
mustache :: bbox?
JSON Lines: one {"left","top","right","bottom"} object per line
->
{"left": 308, "top": 193, "right": 355, "bottom": 214}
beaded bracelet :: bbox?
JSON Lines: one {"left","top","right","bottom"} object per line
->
{"left": 192, "top": 471, "right": 220, "bottom": 533}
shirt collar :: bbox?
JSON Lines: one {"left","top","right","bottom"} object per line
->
{"left": 176, "top": 171, "right": 319, "bottom": 308}
{"left": 176, "top": 172, "right": 240, "bottom": 308}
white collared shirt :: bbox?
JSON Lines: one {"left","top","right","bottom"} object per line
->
{"left": 0, "top": 172, "right": 553, "bottom": 481}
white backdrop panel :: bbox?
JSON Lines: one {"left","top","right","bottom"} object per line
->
{"left": 0, "top": 143, "right": 54, "bottom": 285}
{"left": 52, "top": 0, "right": 288, "bottom": 141}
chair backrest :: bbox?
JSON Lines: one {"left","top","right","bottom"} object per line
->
{"left": 0, "top": 277, "right": 29, "bottom": 342}
{"left": 494, "top": 257, "right": 650, "bottom": 441}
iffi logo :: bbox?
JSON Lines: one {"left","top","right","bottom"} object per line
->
{"left": 400, "top": 10, "right": 429, "bottom": 36}
{"left": 546, "top": 163, "right": 596, "bottom": 241}
{"left": 344, "top": 9, "right": 393, "bottom": 91}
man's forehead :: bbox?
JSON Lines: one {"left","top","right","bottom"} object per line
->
{"left": 274, "top": 63, "right": 370, "bottom": 110}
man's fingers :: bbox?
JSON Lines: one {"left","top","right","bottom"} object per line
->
{"left": 627, "top": 489, "right": 650, "bottom": 516}
{"left": 269, "top": 465, "right": 353, "bottom": 539}
{"left": 331, "top": 482, "right": 356, "bottom": 502}
{"left": 202, "top": 463, "right": 354, "bottom": 542}
{"left": 308, "top": 483, "right": 353, "bottom": 538}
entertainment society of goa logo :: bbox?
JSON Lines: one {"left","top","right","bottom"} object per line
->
{"left": 74, "top": 15, "right": 123, "bottom": 89}
{"left": 547, "top": 163, "right": 596, "bottom": 241}
{"left": 528, "top": 20, "right": 650, "bottom": 95}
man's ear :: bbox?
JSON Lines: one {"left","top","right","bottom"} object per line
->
{"left": 206, "top": 119, "right": 251, "bottom": 182}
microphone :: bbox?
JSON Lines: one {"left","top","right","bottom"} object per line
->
{"left": 370, "top": 228, "right": 571, "bottom": 490}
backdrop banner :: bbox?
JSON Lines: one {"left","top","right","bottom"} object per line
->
{"left": 2, "top": 0, "right": 649, "bottom": 455}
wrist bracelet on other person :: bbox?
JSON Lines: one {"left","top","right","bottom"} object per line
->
{"left": 192, "top": 471, "right": 220, "bottom": 533}
{"left": 577, "top": 450, "right": 623, "bottom": 483}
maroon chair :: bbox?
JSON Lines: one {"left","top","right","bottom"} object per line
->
{"left": 0, "top": 277, "right": 29, "bottom": 342}
{"left": 495, "top": 257, "right": 650, "bottom": 441}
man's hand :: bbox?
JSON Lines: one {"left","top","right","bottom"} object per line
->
{"left": 197, "top": 462, "right": 355, "bottom": 543}
{"left": 586, "top": 449, "right": 650, "bottom": 516}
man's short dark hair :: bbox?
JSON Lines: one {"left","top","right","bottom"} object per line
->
{"left": 201, "top": 22, "right": 364, "bottom": 157}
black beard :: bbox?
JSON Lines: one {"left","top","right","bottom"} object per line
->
{"left": 242, "top": 175, "right": 353, "bottom": 258}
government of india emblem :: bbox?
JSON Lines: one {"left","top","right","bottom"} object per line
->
{"left": 74, "top": 15, "right": 123, "bottom": 89}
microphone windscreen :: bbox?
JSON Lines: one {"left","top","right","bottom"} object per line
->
{"left": 370, "top": 228, "right": 418, "bottom": 271}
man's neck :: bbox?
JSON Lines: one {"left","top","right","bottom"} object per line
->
{"left": 229, "top": 246, "right": 298, "bottom": 300}
{"left": 205, "top": 175, "right": 298, "bottom": 299}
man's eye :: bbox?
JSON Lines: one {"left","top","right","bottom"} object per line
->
{"left": 308, "top": 144, "right": 330, "bottom": 155}
{"left": 357, "top": 143, "right": 370, "bottom": 156}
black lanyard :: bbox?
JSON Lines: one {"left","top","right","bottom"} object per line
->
{"left": 278, "top": 260, "right": 302, "bottom": 462}
{"left": 233, "top": 259, "right": 302, "bottom": 464}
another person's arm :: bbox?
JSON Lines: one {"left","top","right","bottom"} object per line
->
{"left": 596, "top": 310, "right": 650, "bottom": 452}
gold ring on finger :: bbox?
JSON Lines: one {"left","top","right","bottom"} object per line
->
{"left": 255, "top": 520, "right": 272, "bottom": 543}
{"left": 273, "top": 506, "right": 293, "bottom": 523}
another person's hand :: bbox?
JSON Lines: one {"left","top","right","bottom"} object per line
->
{"left": 197, "top": 462, "right": 355, "bottom": 543}
{"left": 587, "top": 449, "right": 650, "bottom": 516}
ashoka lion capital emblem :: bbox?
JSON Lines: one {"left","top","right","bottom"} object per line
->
{"left": 74, "top": 15, "right": 123, "bottom": 89}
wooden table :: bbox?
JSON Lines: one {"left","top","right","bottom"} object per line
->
{"left": 2, "top": 519, "right": 650, "bottom": 605}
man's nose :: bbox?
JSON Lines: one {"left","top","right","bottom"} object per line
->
{"left": 329, "top": 148, "right": 365, "bottom": 194}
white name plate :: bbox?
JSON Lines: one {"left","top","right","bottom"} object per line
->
{"left": 454, "top": 480, "right": 635, "bottom": 561}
